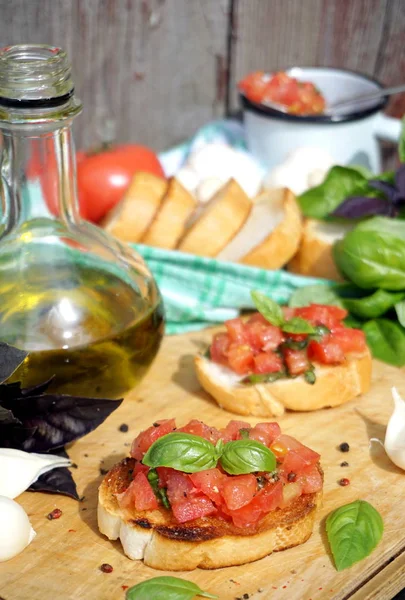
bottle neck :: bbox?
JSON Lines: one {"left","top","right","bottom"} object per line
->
{"left": 0, "top": 120, "right": 80, "bottom": 234}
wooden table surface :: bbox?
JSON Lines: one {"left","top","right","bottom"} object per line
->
{"left": 1, "top": 328, "right": 405, "bottom": 600}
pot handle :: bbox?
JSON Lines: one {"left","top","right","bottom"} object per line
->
{"left": 374, "top": 113, "right": 402, "bottom": 142}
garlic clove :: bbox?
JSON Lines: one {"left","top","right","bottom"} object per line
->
{"left": 196, "top": 177, "right": 228, "bottom": 204}
{"left": 384, "top": 387, "right": 405, "bottom": 471}
{"left": 175, "top": 166, "right": 200, "bottom": 194}
{"left": 0, "top": 496, "right": 36, "bottom": 562}
{"left": 0, "top": 448, "right": 71, "bottom": 499}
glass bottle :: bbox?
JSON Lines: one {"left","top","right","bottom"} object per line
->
{"left": 0, "top": 44, "right": 164, "bottom": 398}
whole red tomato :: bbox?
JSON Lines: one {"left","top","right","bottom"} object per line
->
{"left": 76, "top": 144, "right": 165, "bottom": 223}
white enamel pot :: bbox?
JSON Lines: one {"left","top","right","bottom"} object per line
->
{"left": 241, "top": 67, "right": 402, "bottom": 173}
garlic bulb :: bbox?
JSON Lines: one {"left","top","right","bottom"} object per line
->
{"left": 0, "top": 448, "right": 71, "bottom": 499}
{"left": 384, "top": 387, "right": 405, "bottom": 471}
{"left": 0, "top": 496, "right": 36, "bottom": 561}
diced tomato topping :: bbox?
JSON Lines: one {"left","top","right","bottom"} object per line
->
{"left": 171, "top": 496, "right": 217, "bottom": 523}
{"left": 308, "top": 337, "right": 345, "bottom": 364}
{"left": 283, "top": 348, "right": 310, "bottom": 376}
{"left": 220, "top": 420, "right": 251, "bottom": 443}
{"left": 249, "top": 422, "right": 281, "bottom": 446}
{"left": 294, "top": 304, "right": 347, "bottom": 329}
{"left": 225, "top": 482, "right": 283, "bottom": 528}
{"left": 189, "top": 468, "right": 227, "bottom": 505}
{"left": 246, "top": 320, "right": 283, "bottom": 352}
{"left": 332, "top": 328, "right": 366, "bottom": 354}
{"left": 166, "top": 471, "right": 197, "bottom": 505}
{"left": 280, "top": 481, "right": 303, "bottom": 507}
{"left": 221, "top": 474, "right": 257, "bottom": 510}
{"left": 282, "top": 306, "right": 295, "bottom": 320}
{"left": 131, "top": 419, "right": 176, "bottom": 460}
{"left": 276, "top": 435, "right": 320, "bottom": 476}
{"left": 247, "top": 312, "right": 269, "bottom": 326}
{"left": 210, "top": 332, "right": 230, "bottom": 364}
{"left": 296, "top": 465, "right": 323, "bottom": 494}
{"left": 253, "top": 351, "right": 283, "bottom": 374}
{"left": 116, "top": 480, "right": 136, "bottom": 511}
{"left": 178, "top": 420, "right": 221, "bottom": 443}
{"left": 133, "top": 461, "right": 149, "bottom": 476}
{"left": 227, "top": 343, "right": 255, "bottom": 374}
{"left": 156, "top": 466, "right": 174, "bottom": 487}
{"left": 225, "top": 318, "right": 248, "bottom": 344}
{"left": 132, "top": 472, "right": 159, "bottom": 511}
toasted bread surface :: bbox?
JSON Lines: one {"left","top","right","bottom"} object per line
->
{"left": 141, "top": 178, "right": 197, "bottom": 249}
{"left": 98, "top": 458, "right": 322, "bottom": 570}
{"left": 177, "top": 179, "right": 252, "bottom": 257}
{"left": 102, "top": 172, "right": 167, "bottom": 243}
{"left": 195, "top": 350, "right": 372, "bottom": 417}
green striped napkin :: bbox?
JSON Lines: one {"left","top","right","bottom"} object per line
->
{"left": 134, "top": 245, "right": 331, "bottom": 335}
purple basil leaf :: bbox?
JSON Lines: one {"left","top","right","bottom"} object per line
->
{"left": 0, "top": 405, "right": 21, "bottom": 426}
{"left": 1, "top": 393, "right": 123, "bottom": 452}
{"left": 28, "top": 448, "right": 79, "bottom": 500}
{"left": 0, "top": 343, "right": 28, "bottom": 383}
{"left": 368, "top": 179, "right": 397, "bottom": 201}
{"left": 0, "top": 381, "right": 24, "bottom": 404}
{"left": 331, "top": 196, "right": 395, "bottom": 218}
{"left": 395, "top": 164, "right": 405, "bottom": 195}
{"left": 21, "top": 376, "right": 55, "bottom": 397}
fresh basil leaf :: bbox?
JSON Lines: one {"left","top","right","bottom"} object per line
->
{"left": 395, "top": 300, "right": 405, "bottom": 327}
{"left": 0, "top": 343, "right": 28, "bottom": 384}
{"left": 304, "top": 369, "right": 316, "bottom": 385}
{"left": 126, "top": 576, "right": 218, "bottom": 599}
{"left": 298, "top": 166, "right": 370, "bottom": 219}
{"left": 282, "top": 317, "right": 316, "bottom": 334}
{"left": 220, "top": 439, "right": 276, "bottom": 475}
{"left": 355, "top": 215, "right": 405, "bottom": 240}
{"left": 289, "top": 284, "right": 345, "bottom": 308}
{"left": 142, "top": 433, "right": 219, "bottom": 473}
{"left": 344, "top": 315, "right": 364, "bottom": 329}
{"left": 399, "top": 116, "right": 405, "bottom": 163}
{"left": 363, "top": 318, "right": 405, "bottom": 367}
{"left": 343, "top": 289, "right": 405, "bottom": 319}
{"left": 239, "top": 428, "right": 250, "bottom": 439}
{"left": 334, "top": 226, "right": 405, "bottom": 290}
{"left": 326, "top": 500, "right": 383, "bottom": 571}
{"left": 282, "top": 339, "right": 308, "bottom": 350}
{"left": 251, "top": 290, "right": 284, "bottom": 326}
{"left": 203, "top": 347, "right": 211, "bottom": 359}
{"left": 0, "top": 405, "right": 21, "bottom": 425}
{"left": 28, "top": 448, "right": 79, "bottom": 500}
{"left": 243, "top": 371, "right": 286, "bottom": 384}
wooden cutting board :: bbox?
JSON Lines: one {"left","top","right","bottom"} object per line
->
{"left": 1, "top": 328, "right": 405, "bottom": 600}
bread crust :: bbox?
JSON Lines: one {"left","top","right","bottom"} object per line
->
{"left": 98, "top": 458, "right": 322, "bottom": 570}
{"left": 194, "top": 350, "right": 372, "bottom": 417}
{"left": 241, "top": 189, "right": 303, "bottom": 269}
{"left": 177, "top": 179, "right": 252, "bottom": 257}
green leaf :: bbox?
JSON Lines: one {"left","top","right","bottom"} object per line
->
{"left": 251, "top": 290, "right": 284, "bottom": 326}
{"left": 289, "top": 284, "right": 345, "bottom": 308}
{"left": 282, "top": 317, "right": 316, "bottom": 334}
{"left": 126, "top": 576, "right": 218, "bottom": 600}
{"left": 326, "top": 500, "right": 383, "bottom": 571}
{"left": 333, "top": 226, "right": 405, "bottom": 290}
{"left": 304, "top": 369, "right": 316, "bottom": 385}
{"left": 142, "top": 433, "right": 219, "bottom": 473}
{"left": 147, "top": 468, "right": 171, "bottom": 509}
{"left": 399, "top": 115, "right": 405, "bottom": 162}
{"left": 363, "top": 318, "right": 405, "bottom": 367}
{"left": 243, "top": 371, "right": 286, "bottom": 384}
{"left": 343, "top": 289, "right": 405, "bottom": 319}
{"left": 395, "top": 300, "right": 405, "bottom": 327}
{"left": 298, "top": 166, "right": 370, "bottom": 219}
{"left": 220, "top": 439, "right": 276, "bottom": 475}
{"left": 355, "top": 216, "right": 405, "bottom": 240}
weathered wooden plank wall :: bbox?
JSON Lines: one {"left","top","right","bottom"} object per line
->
{"left": 0, "top": 0, "right": 404, "bottom": 151}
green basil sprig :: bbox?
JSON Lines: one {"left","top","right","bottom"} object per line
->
{"left": 142, "top": 433, "right": 223, "bottom": 473}
{"left": 126, "top": 576, "right": 218, "bottom": 599}
{"left": 251, "top": 290, "right": 316, "bottom": 334}
{"left": 147, "top": 468, "right": 171, "bottom": 509}
{"left": 326, "top": 500, "right": 383, "bottom": 571}
{"left": 243, "top": 370, "right": 286, "bottom": 385}
{"left": 219, "top": 439, "right": 276, "bottom": 475}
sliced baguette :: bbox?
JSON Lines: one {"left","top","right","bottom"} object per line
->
{"left": 98, "top": 457, "right": 322, "bottom": 571}
{"left": 217, "top": 188, "right": 302, "bottom": 270}
{"left": 195, "top": 350, "right": 372, "bottom": 418}
{"left": 102, "top": 172, "right": 167, "bottom": 243}
{"left": 288, "top": 218, "right": 353, "bottom": 282}
{"left": 141, "top": 178, "right": 197, "bottom": 249}
{"left": 177, "top": 179, "right": 252, "bottom": 257}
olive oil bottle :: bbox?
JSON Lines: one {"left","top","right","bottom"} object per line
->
{"left": 0, "top": 45, "right": 164, "bottom": 397}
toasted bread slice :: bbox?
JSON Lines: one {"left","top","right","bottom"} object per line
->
{"left": 177, "top": 179, "right": 252, "bottom": 257}
{"left": 288, "top": 219, "right": 353, "bottom": 282}
{"left": 98, "top": 457, "right": 322, "bottom": 570}
{"left": 194, "top": 350, "right": 371, "bottom": 417}
{"left": 141, "top": 178, "right": 197, "bottom": 249}
{"left": 102, "top": 172, "right": 167, "bottom": 243}
{"left": 217, "top": 188, "right": 302, "bottom": 270}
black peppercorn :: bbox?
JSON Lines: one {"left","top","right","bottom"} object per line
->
{"left": 339, "top": 442, "right": 350, "bottom": 452}
{"left": 119, "top": 423, "right": 129, "bottom": 432}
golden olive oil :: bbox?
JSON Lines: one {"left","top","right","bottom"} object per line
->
{"left": 1, "top": 262, "right": 164, "bottom": 397}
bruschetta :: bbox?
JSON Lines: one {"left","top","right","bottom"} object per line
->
{"left": 98, "top": 418, "right": 323, "bottom": 570}
{"left": 195, "top": 297, "right": 371, "bottom": 417}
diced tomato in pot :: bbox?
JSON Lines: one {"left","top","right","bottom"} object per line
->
{"left": 189, "top": 468, "right": 227, "bottom": 505}
{"left": 221, "top": 474, "right": 257, "bottom": 511}
{"left": 171, "top": 495, "right": 217, "bottom": 523}
{"left": 130, "top": 419, "right": 176, "bottom": 460}
{"left": 178, "top": 420, "right": 221, "bottom": 443}
{"left": 253, "top": 351, "right": 283, "bottom": 374}
{"left": 296, "top": 465, "right": 323, "bottom": 494}
{"left": 283, "top": 348, "right": 310, "bottom": 376}
{"left": 225, "top": 318, "right": 248, "bottom": 344}
{"left": 308, "top": 337, "right": 345, "bottom": 364}
{"left": 220, "top": 420, "right": 251, "bottom": 442}
{"left": 210, "top": 332, "right": 230, "bottom": 364}
{"left": 132, "top": 472, "right": 159, "bottom": 511}
{"left": 166, "top": 471, "right": 197, "bottom": 505}
{"left": 332, "top": 328, "right": 366, "bottom": 354}
{"left": 249, "top": 422, "right": 281, "bottom": 446}
{"left": 227, "top": 343, "right": 255, "bottom": 374}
